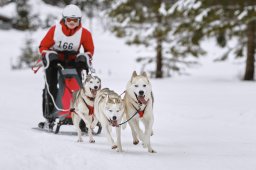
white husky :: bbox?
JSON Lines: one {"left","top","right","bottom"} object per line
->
{"left": 71, "top": 73, "right": 101, "bottom": 143}
{"left": 94, "top": 88, "right": 125, "bottom": 152}
{"left": 124, "top": 71, "right": 155, "bottom": 153}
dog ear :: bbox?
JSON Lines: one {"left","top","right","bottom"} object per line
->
{"left": 132, "top": 71, "right": 137, "bottom": 77}
{"left": 106, "top": 94, "right": 109, "bottom": 102}
{"left": 130, "top": 71, "right": 137, "bottom": 82}
{"left": 141, "top": 71, "right": 148, "bottom": 78}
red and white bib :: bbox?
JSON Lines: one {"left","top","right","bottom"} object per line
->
{"left": 53, "top": 23, "right": 82, "bottom": 52}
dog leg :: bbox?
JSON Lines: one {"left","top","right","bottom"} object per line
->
{"left": 90, "top": 117, "right": 98, "bottom": 129}
{"left": 129, "top": 119, "right": 145, "bottom": 144}
{"left": 87, "top": 118, "right": 95, "bottom": 143}
{"left": 115, "top": 126, "right": 122, "bottom": 152}
{"left": 77, "top": 111, "right": 95, "bottom": 143}
{"left": 130, "top": 125, "right": 139, "bottom": 145}
{"left": 73, "top": 115, "right": 83, "bottom": 142}
{"left": 102, "top": 123, "right": 116, "bottom": 149}
{"left": 143, "top": 118, "right": 156, "bottom": 153}
{"left": 86, "top": 117, "right": 95, "bottom": 143}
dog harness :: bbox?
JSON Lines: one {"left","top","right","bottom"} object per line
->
{"left": 132, "top": 103, "right": 148, "bottom": 118}
{"left": 82, "top": 97, "right": 94, "bottom": 116}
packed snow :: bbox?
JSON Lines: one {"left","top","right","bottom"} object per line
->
{"left": 1, "top": 3, "right": 256, "bottom": 170}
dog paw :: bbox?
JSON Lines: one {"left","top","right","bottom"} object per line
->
{"left": 89, "top": 139, "right": 95, "bottom": 143}
{"left": 133, "top": 140, "right": 139, "bottom": 145}
{"left": 77, "top": 139, "right": 83, "bottom": 142}
{"left": 112, "top": 145, "right": 117, "bottom": 149}
{"left": 148, "top": 149, "right": 157, "bottom": 153}
{"left": 116, "top": 148, "right": 123, "bottom": 152}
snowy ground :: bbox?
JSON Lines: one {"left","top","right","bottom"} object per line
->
{"left": 1, "top": 12, "right": 256, "bottom": 170}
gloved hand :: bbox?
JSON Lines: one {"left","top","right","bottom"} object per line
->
{"left": 76, "top": 53, "right": 92, "bottom": 65}
{"left": 76, "top": 52, "right": 95, "bottom": 73}
{"left": 41, "top": 50, "right": 58, "bottom": 68}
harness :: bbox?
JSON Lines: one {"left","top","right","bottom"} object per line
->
{"left": 82, "top": 96, "right": 94, "bottom": 116}
{"left": 116, "top": 97, "right": 149, "bottom": 127}
{"left": 71, "top": 95, "right": 95, "bottom": 119}
{"left": 132, "top": 103, "right": 148, "bottom": 118}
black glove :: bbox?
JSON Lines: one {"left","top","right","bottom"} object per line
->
{"left": 42, "top": 51, "right": 58, "bottom": 68}
{"left": 76, "top": 53, "right": 92, "bottom": 68}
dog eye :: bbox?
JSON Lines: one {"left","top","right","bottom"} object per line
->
{"left": 143, "top": 84, "right": 146, "bottom": 87}
{"left": 134, "top": 85, "right": 138, "bottom": 87}
{"left": 90, "top": 81, "right": 93, "bottom": 83}
{"left": 109, "top": 110, "right": 113, "bottom": 112}
{"left": 117, "top": 110, "right": 119, "bottom": 112}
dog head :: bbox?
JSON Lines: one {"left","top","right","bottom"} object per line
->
{"left": 104, "top": 95, "right": 124, "bottom": 126}
{"left": 126, "top": 71, "right": 152, "bottom": 104}
{"left": 82, "top": 74, "right": 101, "bottom": 97}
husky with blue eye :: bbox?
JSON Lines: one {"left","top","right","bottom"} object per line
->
{"left": 124, "top": 71, "right": 155, "bottom": 153}
{"left": 94, "top": 88, "right": 125, "bottom": 152}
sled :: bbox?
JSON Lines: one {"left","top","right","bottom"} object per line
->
{"left": 38, "top": 51, "right": 102, "bottom": 135}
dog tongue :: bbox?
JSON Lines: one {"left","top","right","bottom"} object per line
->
{"left": 91, "top": 89, "right": 97, "bottom": 96}
{"left": 112, "top": 120, "right": 119, "bottom": 127}
{"left": 138, "top": 96, "right": 148, "bottom": 104}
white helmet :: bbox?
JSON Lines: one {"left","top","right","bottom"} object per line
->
{"left": 62, "top": 4, "right": 82, "bottom": 18}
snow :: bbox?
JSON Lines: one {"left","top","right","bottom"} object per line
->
{"left": 0, "top": 2, "right": 16, "bottom": 18}
{"left": 195, "top": 8, "right": 210, "bottom": 22}
{"left": 1, "top": 3, "right": 256, "bottom": 170}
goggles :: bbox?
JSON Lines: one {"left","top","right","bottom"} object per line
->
{"left": 65, "top": 17, "right": 80, "bottom": 23}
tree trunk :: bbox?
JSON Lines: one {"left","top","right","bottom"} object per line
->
{"left": 244, "top": 21, "right": 255, "bottom": 80}
{"left": 155, "top": 15, "right": 163, "bottom": 78}
{"left": 155, "top": 37, "right": 163, "bottom": 78}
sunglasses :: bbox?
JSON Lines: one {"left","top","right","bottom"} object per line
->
{"left": 66, "top": 18, "right": 80, "bottom": 23}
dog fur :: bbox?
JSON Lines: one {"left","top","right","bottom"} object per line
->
{"left": 94, "top": 88, "right": 125, "bottom": 152}
{"left": 124, "top": 71, "right": 155, "bottom": 153}
{"left": 71, "top": 74, "right": 101, "bottom": 143}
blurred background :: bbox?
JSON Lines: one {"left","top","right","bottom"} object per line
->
{"left": 1, "top": 0, "right": 256, "bottom": 80}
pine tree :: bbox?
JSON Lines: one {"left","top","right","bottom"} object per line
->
{"left": 12, "top": 0, "right": 30, "bottom": 30}
{"left": 105, "top": 0, "right": 184, "bottom": 78}
{"left": 12, "top": 36, "right": 39, "bottom": 70}
{"left": 172, "top": 0, "right": 256, "bottom": 80}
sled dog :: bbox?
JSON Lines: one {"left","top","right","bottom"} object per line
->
{"left": 94, "top": 88, "right": 125, "bottom": 152}
{"left": 71, "top": 73, "right": 101, "bottom": 143}
{"left": 124, "top": 71, "right": 155, "bottom": 153}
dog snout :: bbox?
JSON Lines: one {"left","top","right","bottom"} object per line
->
{"left": 112, "top": 116, "right": 117, "bottom": 120}
{"left": 94, "top": 86, "right": 98, "bottom": 89}
{"left": 139, "top": 90, "right": 144, "bottom": 96}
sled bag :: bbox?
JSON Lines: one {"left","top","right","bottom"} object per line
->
{"left": 55, "top": 68, "right": 81, "bottom": 119}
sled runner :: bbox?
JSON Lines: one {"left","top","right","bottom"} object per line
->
{"left": 35, "top": 51, "right": 102, "bottom": 135}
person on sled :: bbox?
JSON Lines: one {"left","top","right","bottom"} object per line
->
{"left": 38, "top": 4, "right": 94, "bottom": 129}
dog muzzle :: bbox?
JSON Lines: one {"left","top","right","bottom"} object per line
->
{"left": 108, "top": 119, "right": 119, "bottom": 127}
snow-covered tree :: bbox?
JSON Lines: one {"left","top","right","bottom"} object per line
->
{"left": 172, "top": 0, "right": 256, "bottom": 80}
{"left": 12, "top": 0, "right": 30, "bottom": 30}
{"left": 12, "top": 36, "right": 39, "bottom": 70}
{"left": 105, "top": 0, "right": 191, "bottom": 78}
